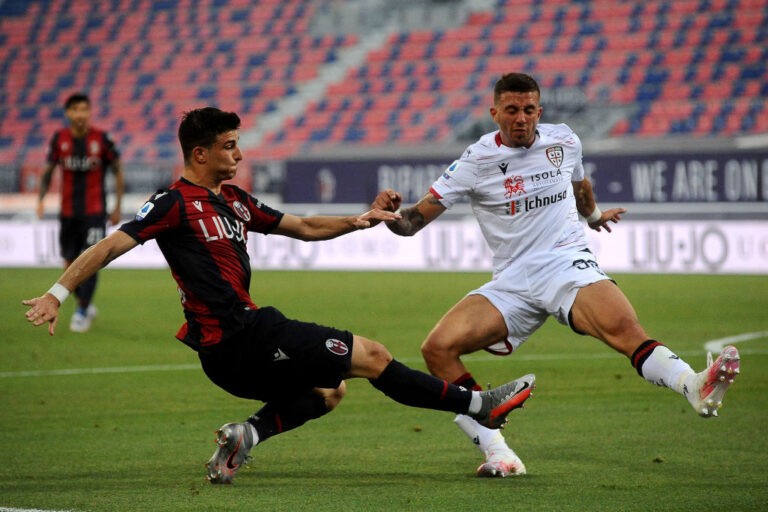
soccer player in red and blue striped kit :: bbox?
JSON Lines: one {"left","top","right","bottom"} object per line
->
{"left": 37, "top": 92, "right": 125, "bottom": 333}
{"left": 23, "top": 107, "right": 535, "bottom": 484}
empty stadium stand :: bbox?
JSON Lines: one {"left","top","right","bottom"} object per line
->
{"left": 0, "top": 0, "right": 766, "bottom": 188}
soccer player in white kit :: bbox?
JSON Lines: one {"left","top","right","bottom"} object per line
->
{"left": 374, "top": 73, "right": 741, "bottom": 478}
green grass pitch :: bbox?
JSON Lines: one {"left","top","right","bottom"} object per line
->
{"left": 2, "top": 268, "right": 767, "bottom": 511}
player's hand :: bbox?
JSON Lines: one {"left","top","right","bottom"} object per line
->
{"left": 353, "top": 209, "right": 402, "bottom": 230}
{"left": 22, "top": 294, "right": 61, "bottom": 336}
{"left": 371, "top": 189, "right": 402, "bottom": 212}
{"left": 588, "top": 207, "right": 627, "bottom": 233}
{"left": 36, "top": 201, "right": 45, "bottom": 219}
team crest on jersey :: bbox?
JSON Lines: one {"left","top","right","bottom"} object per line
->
{"left": 325, "top": 339, "right": 349, "bottom": 356}
{"left": 504, "top": 175, "right": 525, "bottom": 198}
{"left": 545, "top": 146, "right": 564, "bottom": 168}
{"left": 135, "top": 201, "right": 154, "bottom": 220}
{"left": 232, "top": 201, "right": 251, "bottom": 222}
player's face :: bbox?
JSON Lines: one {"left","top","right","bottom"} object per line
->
{"left": 206, "top": 130, "right": 243, "bottom": 181}
{"left": 65, "top": 101, "right": 91, "bottom": 135}
{"left": 491, "top": 91, "right": 542, "bottom": 148}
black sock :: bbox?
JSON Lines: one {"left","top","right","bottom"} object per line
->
{"left": 453, "top": 372, "right": 482, "bottom": 392}
{"left": 369, "top": 359, "right": 472, "bottom": 413}
{"left": 75, "top": 273, "right": 98, "bottom": 307}
{"left": 246, "top": 393, "right": 329, "bottom": 444}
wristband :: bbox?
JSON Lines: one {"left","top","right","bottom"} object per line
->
{"left": 47, "top": 283, "right": 70, "bottom": 304}
{"left": 586, "top": 206, "right": 602, "bottom": 224}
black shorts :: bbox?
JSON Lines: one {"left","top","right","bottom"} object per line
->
{"left": 198, "top": 306, "right": 354, "bottom": 403}
{"left": 59, "top": 216, "right": 106, "bottom": 261}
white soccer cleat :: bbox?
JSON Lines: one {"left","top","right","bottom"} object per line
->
{"left": 477, "top": 448, "right": 527, "bottom": 478}
{"left": 70, "top": 305, "right": 97, "bottom": 333}
{"left": 69, "top": 312, "right": 90, "bottom": 333}
{"left": 684, "top": 345, "right": 740, "bottom": 417}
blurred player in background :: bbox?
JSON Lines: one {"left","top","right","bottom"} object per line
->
{"left": 37, "top": 92, "right": 124, "bottom": 333}
{"left": 375, "top": 72, "right": 741, "bottom": 478}
{"left": 23, "top": 106, "right": 535, "bottom": 484}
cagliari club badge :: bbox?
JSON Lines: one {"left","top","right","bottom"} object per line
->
{"left": 545, "top": 146, "right": 563, "bottom": 168}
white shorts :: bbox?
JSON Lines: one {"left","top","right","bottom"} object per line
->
{"left": 470, "top": 248, "right": 610, "bottom": 355}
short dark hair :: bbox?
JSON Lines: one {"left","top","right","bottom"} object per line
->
{"left": 64, "top": 92, "right": 90, "bottom": 109}
{"left": 493, "top": 73, "right": 540, "bottom": 103}
{"left": 178, "top": 107, "right": 241, "bottom": 163}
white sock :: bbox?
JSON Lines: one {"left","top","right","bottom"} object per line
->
{"left": 454, "top": 414, "right": 508, "bottom": 454}
{"left": 246, "top": 422, "right": 259, "bottom": 447}
{"left": 639, "top": 344, "right": 695, "bottom": 395}
{"left": 467, "top": 391, "right": 483, "bottom": 414}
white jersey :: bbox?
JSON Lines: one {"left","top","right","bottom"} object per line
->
{"left": 431, "top": 123, "right": 588, "bottom": 275}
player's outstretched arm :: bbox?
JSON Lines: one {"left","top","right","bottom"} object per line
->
{"left": 573, "top": 179, "right": 626, "bottom": 233}
{"left": 22, "top": 230, "right": 138, "bottom": 336}
{"left": 273, "top": 209, "right": 402, "bottom": 241}
{"left": 383, "top": 191, "right": 446, "bottom": 237}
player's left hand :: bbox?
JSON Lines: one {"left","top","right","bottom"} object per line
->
{"left": 109, "top": 209, "right": 121, "bottom": 226}
{"left": 354, "top": 209, "right": 402, "bottom": 230}
{"left": 22, "top": 295, "right": 61, "bottom": 336}
{"left": 588, "top": 207, "right": 627, "bottom": 233}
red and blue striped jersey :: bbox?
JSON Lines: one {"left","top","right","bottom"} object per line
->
{"left": 46, "top": 127, "right": 120, "bottom": 218}
{"left": 119, "top": 178, "right": 284, "bottom": 350}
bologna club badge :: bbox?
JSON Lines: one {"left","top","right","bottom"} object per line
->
{"left": 545, "top": 146, "right": 564, "bottom": 168}
{"left": 232, "top": 201, "right": 251, "bottom": 222}
{"left": 325, "top": 339, "right": 349, "bottom": 356}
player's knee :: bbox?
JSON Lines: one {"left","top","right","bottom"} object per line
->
{"left": 420, "top": 336, "right": 451, "bottom": 367}
{"left": 366, "top": 340, "right": 393, "bottom": 371}
{"left": 350, "top": 337, "right": 394, "bottom": 378}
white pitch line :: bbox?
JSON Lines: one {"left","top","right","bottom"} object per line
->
{"left": 0, "top": 508, "right": 76, "bottom": 512}
{"left": 1, "top": 333, "right": 767, "bottom": 379}
{"left": 0, "top": 363, "right": 199, "bottom": 378}
{"left": 703, "top": 331, "right": 768, "bottom": 353}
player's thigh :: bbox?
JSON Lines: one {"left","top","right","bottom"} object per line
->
{"left": 570, "top": 280, "right": 648, "bottom": 355}
{"left": 425, "top": 294, "right": 508, "bottom": 355}
{"left": 199, "top": 307, "right": 354, "bottom": 401}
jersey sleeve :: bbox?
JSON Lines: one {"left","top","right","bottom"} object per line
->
{"left": 119, "top": 190, "right": 180, "bottom": 244}
{"left": 101, "top": 131, "right": 120, "bottom": 168}
{"left": 46, "top": 132, "right": 60, "bottom": 165}
{"left": 429, "top": 158, "right": 477, "bottom": 209}
{"left": 238, "top": 188, "right": 284, "bottom": 234}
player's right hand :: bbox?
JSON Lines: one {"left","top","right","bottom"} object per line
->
{"left": 22, "top": 295, "right": 60, "bottom": 336}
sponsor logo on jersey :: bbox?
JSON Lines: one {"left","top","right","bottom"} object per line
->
{"left": 506, "top": 189, "right": 568, "bottom": 216}
{"left": 504, "top": 175, "right": 525, "bottom": 198}
{"left": 498, "top": 162, "right": 509, "bottom": 174}
{"left": 62, "top": 155, "right": 99, "bottom": 172}
{"left": 232, "top": 201, "right": 251, "bottom": 222}
{"left": 529, "top": 168, "right": 563, "bottom": 185}
{"left": 135, "top": 201, "right": 154, "bottom": 220}
{"left": 198, "top": 216, "right": 246, "bottom": 243}
{"left": 89, "top": 140, "right": 101, "bottom": 155}
{"left": 325, "top": 338, "right": 349, "bottom": 356}
{"left": 193, "top": 200, "right": 203, "bottom": 212}
{"left": 545, "top": 146, "right": 564, "bottom": 168}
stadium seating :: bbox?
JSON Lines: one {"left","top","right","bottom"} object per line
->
{"left": 0, "top": 0, "right": 766, "bottom": 176}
